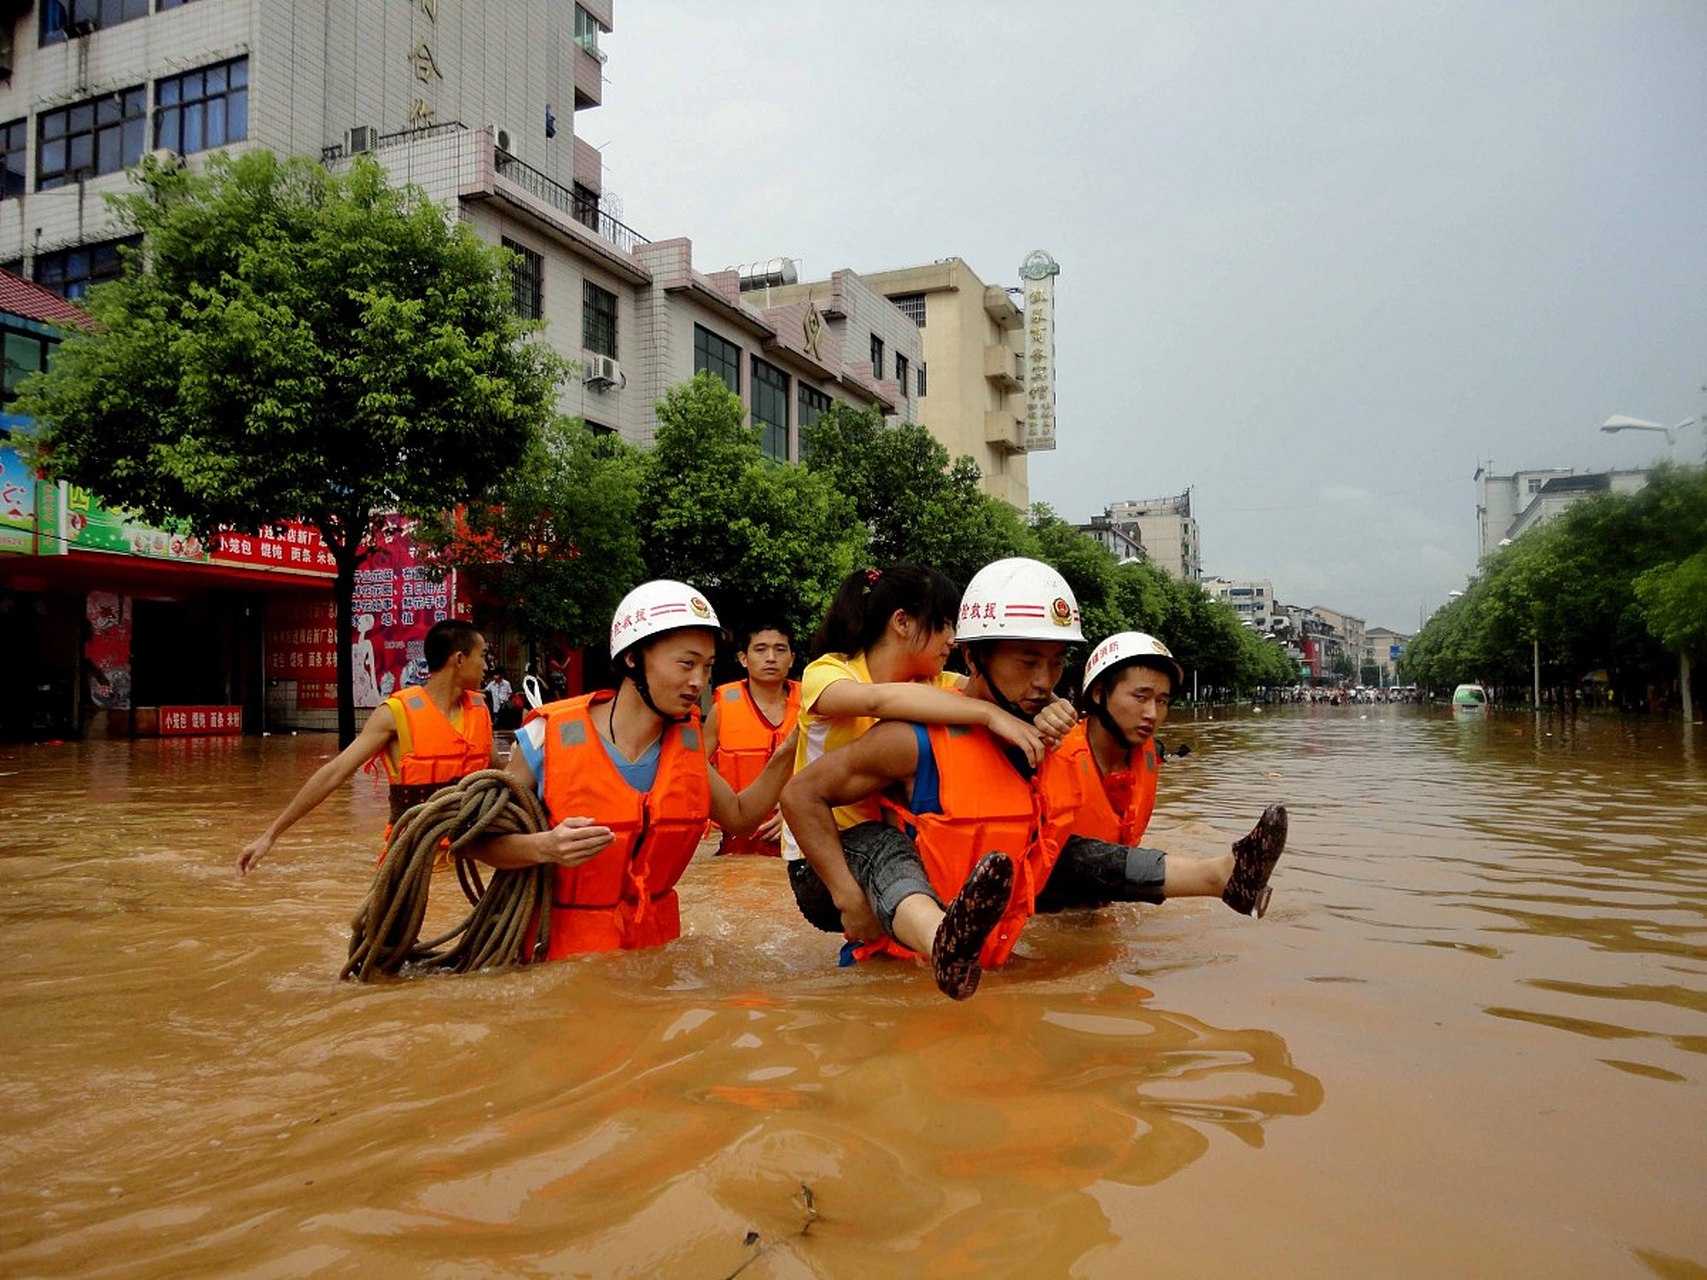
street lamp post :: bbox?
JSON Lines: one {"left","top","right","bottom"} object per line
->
{"left": 1599, "top": 413, "right": 1703, "bottom": 725}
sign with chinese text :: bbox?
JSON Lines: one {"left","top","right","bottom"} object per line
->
{"left": 55, "top": 483, "right": 335, "bottom": 577}
{"left": 0, "top": 435, "right": 36, "bottom": 555}
{"left": 350, "top": 522, "right": 458, "bottom": 708}
{"left": 160, "top": 705, "right": 244, "bottom": 735}
{"left": 268, "top": 596, "right": 340, "bottom": 710}
{"left": 1019, "top": 249, "right": 1059, "bottom": 452}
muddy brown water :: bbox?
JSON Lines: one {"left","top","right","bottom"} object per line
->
{"left": 1, "top": 706, "right": 1703, "bottom": 1278}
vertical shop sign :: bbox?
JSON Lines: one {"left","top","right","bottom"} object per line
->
{"left": 1018, "top": 249, "right": 1060, "bottom": 452}
{"left": 267, "top": 597, "right": 340, "bottom": 709}
{"left": 350, "top": 521, "right": 457, "bottom": 708}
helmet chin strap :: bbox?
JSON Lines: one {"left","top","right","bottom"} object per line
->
{"left": 624, "top": 649, "right": 691, "bottom": 724}
{"left": 1088, "top": 690, "right": 1140, "bottom": 753}
{"left": 966, "top": 644, "right": 1036, "bottom": 726}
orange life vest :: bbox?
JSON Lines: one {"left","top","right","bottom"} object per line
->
{"left": 375, "top": 686, "right": 493, "bottom": 833}
{"left": 866, "top": 721, "right": 1068, "bottom": 969}
{"left": 535, "top": 691, "right": 711, "bottom": 957}
{"left": 1037, "top": 720, "right": 1160, "bottom": 846}
{"left": 710, "top": 679, "right": 799, "bottom": 856}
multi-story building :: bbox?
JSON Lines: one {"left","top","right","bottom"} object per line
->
{"left": 0, "top": 2, "right": 927, "bottom": 737}
{"left": 1204, "top": 576, "right": 1275, "bottom": 630}
{"left": 0, "top": 2, "right": 913, "bottom": 461}
{"left": 1075, "top": 514, "right": 1143, "bottom": 563}
{"left": 769, "top": 257, "right": 1035, "bottom": 510}
{"left": 1310, "top": 604, "right": 1366, "bottom": 680}
{"left": 1363, "top": 625, "right": 1410, "bottom": 684}
{"left": 1106, "top": 490, "right": 1200, "bottom": 583}
{"left": 1474, "top": 464, "right": 1650, "bottom": 560}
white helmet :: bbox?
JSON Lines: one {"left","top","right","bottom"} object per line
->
{"left": 609, "top": 580, "right": 720, "bottom": 660}
{"left": 1082, "top": 631, "right": 1184, "bottom": 693}
{"left": 956, "top": 557, "right": 1084, "bottom": 643}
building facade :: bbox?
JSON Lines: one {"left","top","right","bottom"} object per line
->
{"left": 1363, "top": 625, "right": 1410, "bottom": 683}
{"left": 1475, "top": 464, "right": 1649, "bottom": 559}
{"left": 1106, "top": 490, "right": 1200, "bottom": 583}
{"left": 0, "top": 2, "right": 911, "bottom": 462}
{"left": 1075, "top": 514, "right": 1142, "bottom": 563}
{"left": 769, "top": 257, "right": 1035, "bottom": 510}
{"left": 1204, "top": 576, "right": 1275, "bottom": 630}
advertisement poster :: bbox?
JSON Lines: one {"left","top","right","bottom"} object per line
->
{"left": 0, "top": 438, "right": 36, "bottom": 555}
{"left": 84, "top": 590, "right": 133, "bottom": 710}
{"left": 350, "top": 524, "right": 456, "bottom": 708}
{"left": 57, "top": 483, "right": 336, "bottom": 577}
{"left": 267, "top": 597, "right": 340, "bottom": 710}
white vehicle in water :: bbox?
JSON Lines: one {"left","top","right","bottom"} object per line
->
{"left": 1451, "top": 683, "right": 1490, "bottom": 715}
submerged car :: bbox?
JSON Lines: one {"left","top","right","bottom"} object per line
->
{"left": 1451, "top": 683, "right": 1489, "bottom": 714}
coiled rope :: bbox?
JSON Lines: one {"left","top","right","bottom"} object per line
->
{"left": 342, "top": 768, "right": 554, "bottom": 982}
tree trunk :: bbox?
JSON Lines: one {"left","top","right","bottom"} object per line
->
{"left": 334, "top": 549, "right": 358, "bottom": 748}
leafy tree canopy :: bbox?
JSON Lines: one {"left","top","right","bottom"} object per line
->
{"left": 17, "top": 149, "right": 562, "bottom": 740}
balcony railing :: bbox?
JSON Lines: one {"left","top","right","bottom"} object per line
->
{"left": 495, "top": 150, "right": 648, "bottom": 255}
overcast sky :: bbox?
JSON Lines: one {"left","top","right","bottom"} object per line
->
{"left": 591, "top": 1, "right": 1707, "bottom": 633}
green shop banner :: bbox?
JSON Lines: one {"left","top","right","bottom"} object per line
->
{"left": 60, "top": 483, "right": 215, "bottom": 562}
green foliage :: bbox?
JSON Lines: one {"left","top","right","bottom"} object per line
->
{"left": 639, "top": 375, "right": 865, "bottom": 641}
{"left": 413, "top": 419, "right": 645, "bottom": 653}
{"left": 1402, "top": 463, "right": 1707, "bottom": 703}
{"left": 801, "top": 402, "right": 1036, "bottom": 588}
{"left": 16, "top": 149, "right": 561, "bottom": 741}
{"left": 19, "top": 151, "right": 561, "bottom": 549}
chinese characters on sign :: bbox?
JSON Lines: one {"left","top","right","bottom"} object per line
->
{"left": 160, "top": 706, "right": 244, "bottom": 735}
{"left": 407, "top": 0, "right": 443, "bottom": 128}
{"left": 1018, "top": 250, "right": 1060, "bottom": 452}
{"left": 268, "top": 597, "right": 340, "bottom": 710}
{"left": 350, "top": 522, "right": 457, "bottom": 708}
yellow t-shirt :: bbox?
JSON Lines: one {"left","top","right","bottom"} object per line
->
{"left": 780, "top": 651, "right": 960, "bottom": 859}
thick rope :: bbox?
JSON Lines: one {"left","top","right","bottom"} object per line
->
{"left": 342, "top": 769, "right": 554, "bottom": 982}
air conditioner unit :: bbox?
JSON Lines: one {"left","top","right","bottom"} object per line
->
{"left": 345, "top": 124, "right": 376, "bottom": 155}
{"left": 489, "top": 124, "right": 513, "bottom": 154}
{"left": 584, "top": 355, "right": 623, "bottom": 389}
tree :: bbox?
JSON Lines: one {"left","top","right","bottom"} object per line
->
{"left": 414, "top": 418, "right": 644, "bottom": 659}
{"left": 639, "top": 375, "right": 865, "bottom": 643}
{"left": 19, "top": 150, "right": 562, "bottom": 743}
{"left": 802, "top": 402, "right": 1037, "bottom": 588}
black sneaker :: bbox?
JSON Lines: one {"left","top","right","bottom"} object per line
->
{"left": 1223, "top": 804, "right": 1287, "bottom": 918}
{"left": 931, "top": 851, "right": 1014, "bottom": 1000}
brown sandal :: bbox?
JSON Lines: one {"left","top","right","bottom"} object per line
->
{"left": 931, "top": 851, "right": 1014, "bottom": 1000}
{"left": 1223, "top": 804, "right": 1287, "bottom": 918}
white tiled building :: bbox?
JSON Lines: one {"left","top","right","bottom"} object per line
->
{"left": 0, "top": 1, "right": 913, "bottom": 457}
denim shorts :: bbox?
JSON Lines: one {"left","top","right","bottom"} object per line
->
{"left": 1034, "top": 835, "right": 1167, "bottom": 912}
{"left": 787, "top": 822, "right": 937, "bottom": 936}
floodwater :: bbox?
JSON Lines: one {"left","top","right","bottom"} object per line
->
{"left": 2, "top": 707, "right": 1704, "bottom": 1279}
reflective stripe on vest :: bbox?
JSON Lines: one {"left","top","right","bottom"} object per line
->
{"left": 534, "top": 692, "right": 710, "bottom": 956}
{"left": 863, "top": 722, "right": 1066, "bottom": 969}
{"left": 1037, "top": 721, "right": 1159, "bottom": 847}
{"left": 710, "top": 680, "right": 799, "bottom": 856}
{"left": 378, "top": 686, "right": 493, "bottom": 787}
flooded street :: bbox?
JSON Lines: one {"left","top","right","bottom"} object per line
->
{"left": 2, "top": 707, "right": 1704, "bottom": 1278}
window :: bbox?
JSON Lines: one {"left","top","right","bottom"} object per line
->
{"left": 895, "top": 353, "right": 909, "bottom": 399}
{"left": 574, "top": 4, "right": 602, "bottom": 53}
{"left": 571, "top": 182, "right": 600, "bottom": 232}
{"left": 158, "top": 0, "right": 203, "bottom": 8}
{"left": 582, "top": 280, "right": 616, "bottom": 358}
{"left": 40, "top": 0, "right": 148, "bottom": 43}
{"left": 891, "top": 292, "right": 925, "bottom": 327}
{"left": 155, "top": 57, "right": 248, "bottom": 156}
{"left": 1, "top": 120, "right": 26, "bottom": 199}
{"left": 917, "top": 362, "right": 927, "bottom": 398}
{"left": 796, "top": 383, "right": 831, "bottom": 461}
{"left": 3, "top": 329, "right": 52, "bottom": 402}
{"left": 37, "top": 88, "right": 147, "bottom": 190}
{"left": 502, "top": 238, "right": 542, "bottom": 320}
{"left": 751, "top": 357, "right": 789, "bottom": 462}
{"left": 869, "top": 334, "right": 884, "bottom": 379}
{"left": 694, "top": 324, "right": 740, "bottom": 394}
{"left": 33, "top": 235, "right": 140, "bottom": 299}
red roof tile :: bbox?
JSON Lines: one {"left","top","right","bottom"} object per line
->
{"left": 0, "top": 269, "right": 90, "bottom": 328}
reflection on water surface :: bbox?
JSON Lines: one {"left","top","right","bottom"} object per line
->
{"left": 2, "top": 706, "right": 1702, "bottom": 1276}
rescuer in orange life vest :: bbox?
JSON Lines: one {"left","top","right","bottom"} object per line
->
{"left": 703, "top": 620, "right": 800, "bottom": 856}
{"left": 780, "top": 559, "right": 1288, "bottom": 1000}
{"left": 462, "top": 580, "right": 796, "bottom": 957}
{"left": 237, "top": 618, "right": 499, "bottom": 876}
